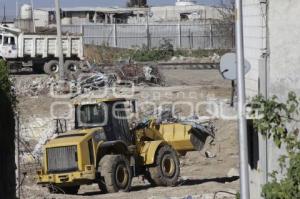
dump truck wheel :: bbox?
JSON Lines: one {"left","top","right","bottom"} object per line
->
{"left": 48, "top": 185, "right": 80, "bottom": 195}
{"left": 63, "top": 60, "right": 80, "bottom": 80}
{"left": 149, "top": 145, "right": 180, "bottom": 186}
{"left": 100, "top": 155, "right": 132, "bottom": 193}
{"left": 44, "top": 60, "right": 59, "bottom": 76}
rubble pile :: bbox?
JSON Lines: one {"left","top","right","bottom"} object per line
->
{"left": 12, "top": 75, "right": 55, "bottom": 97}
{"left": 169, "top": 53, "right": 221, "bottom": 63}
{"left": 115, "top": 63, "right": 165, "bottom": 85}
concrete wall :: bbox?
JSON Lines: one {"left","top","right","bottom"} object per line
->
{"left": 269, "top": 0, "right": 300, "bottom": 96}
{"left": 244, "top": 0, "right": 300, "bottom": 198}
{"left": 150, "top": 5, "right": 222, "bottom": 22}
{"left": 243, "top": 1, "right": 267, "bottom": 198}
{"left": 266, "top": 0, "right": 300, "bottom": 191}
{"left": 243, "top": 0, "right": 266, "bottom": 97}
{"left": 33, "top": 9, "right": 49, "bottom": 27}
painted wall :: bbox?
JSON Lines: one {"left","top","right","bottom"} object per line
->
{"left": 244, "top": 0, "right": 300, "bottom": 198}
{"left": 269, "top": 0, "right": 300, "bottom": 96}
{"left": 244, "top": 0, "right": 266, "bottom": 97}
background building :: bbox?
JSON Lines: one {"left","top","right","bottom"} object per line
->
{"left": 25, "top": 2, "right": 224, "bottom": 27}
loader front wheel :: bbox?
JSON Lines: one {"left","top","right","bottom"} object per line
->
{"left": 99, "top": 155, "right": 132, "bottom": 193}
{"left": 149, "top": 145, "right": 180, "bottom": 186}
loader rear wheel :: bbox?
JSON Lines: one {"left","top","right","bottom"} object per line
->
{"left": 148, "top": 145, "right": 180, "bottom": 186}
{"left": 48, "top": 184, "right": 80, "bottom": 195}
{"left": 99, "top": 155, "right": 132, "bottom": 193}
{"left": 44, "top": 60, "right": 59, "bottom": 76}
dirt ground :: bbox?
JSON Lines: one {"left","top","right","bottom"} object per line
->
{"left": 14, "top": 69, "right": 240, "bottom": 199}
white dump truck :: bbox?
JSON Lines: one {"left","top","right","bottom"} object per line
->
{"left": 0, "top": 25, "right": 85, "bottom": 75}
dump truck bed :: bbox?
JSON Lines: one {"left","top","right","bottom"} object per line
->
{"left": 17, "top": 33, "right": 84, "bottom": 59}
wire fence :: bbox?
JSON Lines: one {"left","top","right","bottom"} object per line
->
{"left": 62, "top": 22, "right": 235, "bottom": 50}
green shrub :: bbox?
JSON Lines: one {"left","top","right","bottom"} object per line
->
{"left": 249, "top": 92, "right": 300, "bottom": 199}
{"left": 0, "top": 60, "right": 16, "bottom": 106}
{"left": 0, "top": 59, "right": 16, "bottom": 199}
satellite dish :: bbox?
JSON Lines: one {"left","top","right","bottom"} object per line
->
{"left": 219, "top": 53, "right": 251, "bottom": 80}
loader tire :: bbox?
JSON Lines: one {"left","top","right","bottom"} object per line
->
{"left": 144, "top": 170, "right": 157, "bottom": 186}
{"left": 97, "top": 157, "right": 108, "bottom": 194}
{"left": 99, "top": 155, "right": 132, "bottom": 193}
{"left": 48, "top": 184, "right": 80, "bottom": 195}
{"left": 149, "top": 145, "right": 180, "bottom": 187}
{"left": 44, "top": 60, "right": 59, "bottom": 76}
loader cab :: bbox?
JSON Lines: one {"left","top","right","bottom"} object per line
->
{"left": 0, "top": 31, "right": 18, "bottom": 59}
{"left": 74, "top": 99, "right": 133, "bottom": 145}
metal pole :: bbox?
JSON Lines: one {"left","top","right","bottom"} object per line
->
{"left": 31, "top": 0, "right": 36, "bottom": 32}
{"left": 177, "top": 20, "right": 181, "bottom": 49}
{"left": 55, "top": 0, "right": 64, "bottom": 81}
{"left": 113, "top": 23, "right": 117, "bottom": 47}
{"left": 235, "top": 0, "right": 250, "bottom": 198}
{"left": 16, "top": 1, "right": 19, "bottom": 19}
{"left": 146, "top": 11, "right": 150, "bottom": 50}
{"left": 15, "top": 114, "right": 20, "bottom": 199}
{"left": 210, "top": 23, "right": 213, "bottom": 49}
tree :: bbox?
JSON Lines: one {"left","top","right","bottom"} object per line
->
{"left": 0, "top": 60, "right": 16, "bottom": 199}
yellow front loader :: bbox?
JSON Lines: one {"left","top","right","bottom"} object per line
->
{"left": 36, "top": 98, "right": 215, "bottom": 194}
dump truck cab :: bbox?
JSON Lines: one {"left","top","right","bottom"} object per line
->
{"left": 0, "top": 31, "right": 18, "bottom": 59}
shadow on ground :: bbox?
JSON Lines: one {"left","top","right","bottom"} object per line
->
{"left": 80, "top": 176, "right": 239, "bottom": 196}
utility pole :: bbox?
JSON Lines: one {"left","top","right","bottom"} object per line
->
{"left": 2, "top": 4, "right": 6, "bottom": 24}
{"left": 54, "top": 0, "right": 65, "bottom": 81}
{"left": 31, "top": 0, "right": 36, "bottom": 32}
{"left": 16, "top": 1, "right": 19, "bottom": 19}
{"left": 235, "top": 0, "right": 250, "bottom": 198}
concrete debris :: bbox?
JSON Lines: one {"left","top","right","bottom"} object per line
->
{"left": 227, "top": 168, "right": 239, "bottom": 178}
{"left": 210, "top": 53, "right": 221, "bottom": 63}
{"left": 148, "top": 192, "right": 236, "bottom": 199}
{"left": 12, "top": 75, "right": 55, "bottom": 97}
{"left": 79, "top": 72, "right": 116, "bottom": 92}
{"left": 205, "top": 150, "right": 216, "bottom": 158}
{"left": 116, "top": 63, "right": 164, "bottom": 85}
{"left": 31, "top": 128, "right": 57, "bottom": 160}
{"left": 155, "top": 108, "right": 216, "bottom": 139}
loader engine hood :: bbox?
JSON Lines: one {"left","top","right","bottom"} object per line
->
{"left": 43, "top": 127, "right": 105, "bottom": 174}
{"left": 45, "top": 127, "right": 105, "bottom": 148}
